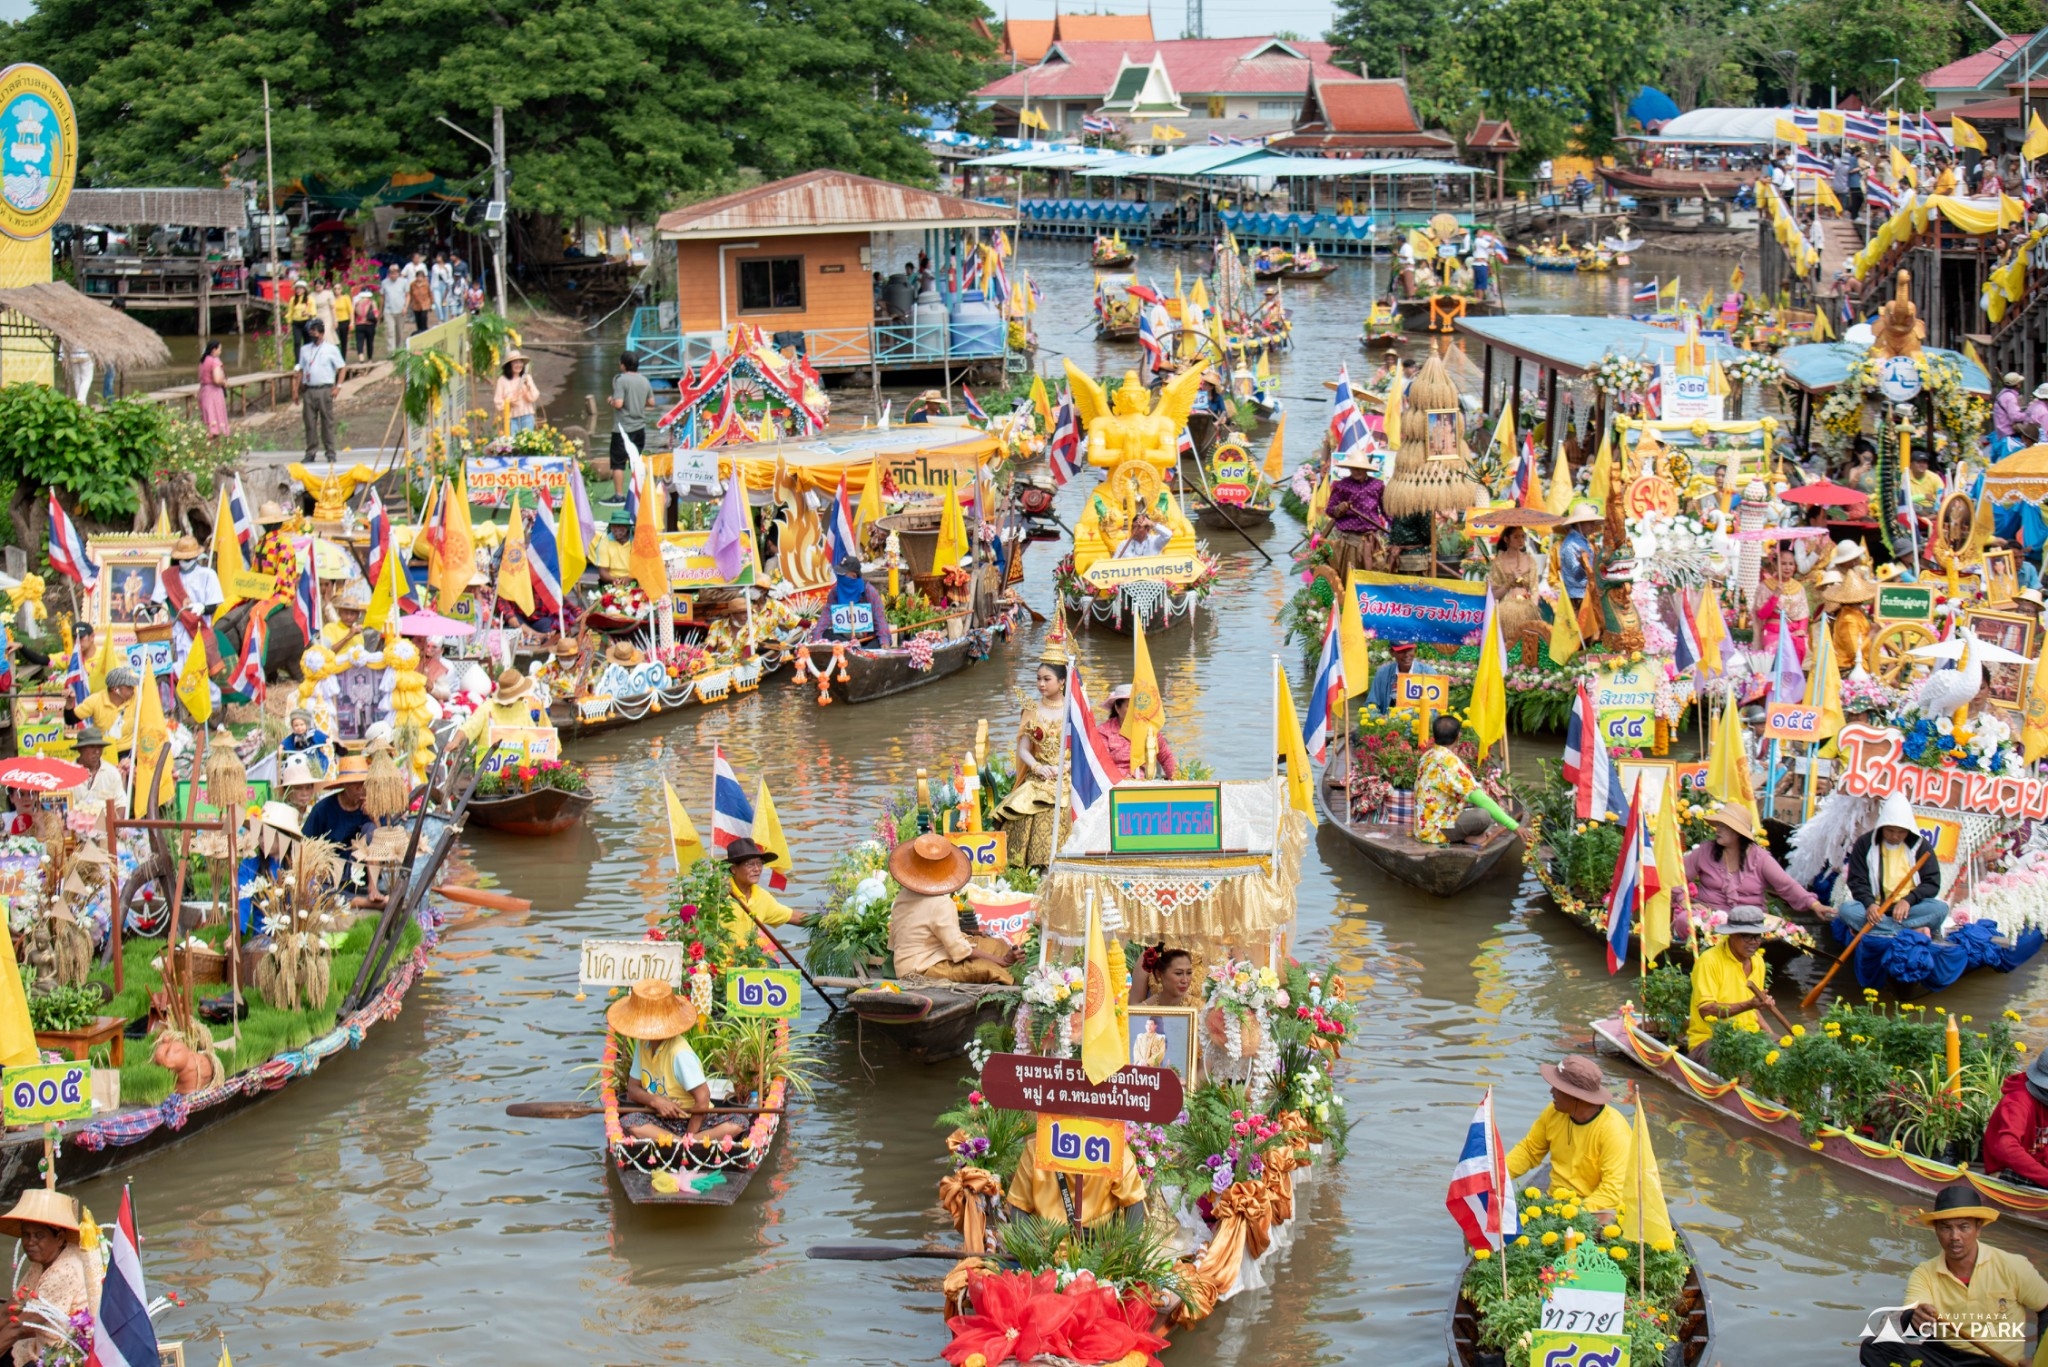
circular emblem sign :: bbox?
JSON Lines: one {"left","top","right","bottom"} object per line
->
{"left": 1878, "top": 354, "right": 1923, "bottom": 404}
{"left": 0, "top": 65, "right": 75, "bottom": 241}
{"left": 1623, "top": 474, "right": 1679, "bottom": 519}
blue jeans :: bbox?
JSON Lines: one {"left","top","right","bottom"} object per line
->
{"left": 1838, "top": 898, "right": 1949, "bottom": 936}
{"left": 510, "top": 413, "right": 535, "bottom": 434}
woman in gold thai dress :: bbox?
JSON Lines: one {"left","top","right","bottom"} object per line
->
{"left": 1489, "top": 525, "right": 1543, "bottom": 650}
{"left": 992, "top": 640, "right": 1069, "bottom": 868}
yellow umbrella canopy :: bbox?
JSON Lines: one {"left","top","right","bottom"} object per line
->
{"left": 1983, "top": 443, "right": 2048, "bottom": 505}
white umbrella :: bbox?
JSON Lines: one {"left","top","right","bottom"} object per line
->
{"left": 1909, "top": 632, "right": 2035, "bottom": 666}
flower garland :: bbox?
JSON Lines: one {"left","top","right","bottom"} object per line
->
{"left": 904, "top": 629, "right": 945, "bottom": 672}
{"left": 1016, "top": 962, "right": 1085, "bottom": 1057}
{"left": 1592, "top": 352, "right": 1654, "bottom": 397}
{"left": 1954, "top": 848, "right": 2048, "bottom": 936}
{"left": 1204, "top": 958, "right": 1283, "bottom": 1099}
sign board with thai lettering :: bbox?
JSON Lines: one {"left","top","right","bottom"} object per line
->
{"left": 948, "top": 830, "right": 1007, "bottom": 874}
{"left": 579, "top": 938, "right": 687, "bottom": 987}
{"left": 725, "top": 968, "right": 801, "bottom": 1017}
{"left": 3, "top": 1063, "right": 90, "bottom": 1125}
{"left": 480, "top": 725, "right": 560, "bottom": 774}
{"left": 1034, "top": 1112, "right": 1127, "bottom": 1176}
{"left": 979, "top": 1052, "right": 1185, "bottom": 1123}
{"left": 1876, "top": 585, "right": 1936, "bottom": 622}
{"left": 1764, "top": 702, "right": 1822, "bottom": 740}
{"left": 1108, "top": 783, "right": 1221, "bottom": 854}
{"left": 1396, "top": 673, "right": 1451, "bottom": 707}
{"left": 1079, "top": 552, "right": 1202, "bottom": 592}
{"left": 1837, "top": 723, "right": 2048, "bottom": 817}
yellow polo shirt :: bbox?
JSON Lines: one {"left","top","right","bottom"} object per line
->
{"left": 590, "top": 534, "right": 634, "bottom": 576}
{"left": 73, "top": 689, "right": 133, "bottom": 756}
{"left": 1507, "top": 1104, "right": 1632, "bottom": 1215}
{"left": 1006, "top": 1141, "right": 1147, "bottom": 1224}
{"left": 726, "top": 878, "right": 794, "bottom": 942}
{"left": 1687, "top": 940, "right": 1768, "bottom": 1050}
{"left": 1904, "top": 1244, "right": 2048, "bottom": 1362}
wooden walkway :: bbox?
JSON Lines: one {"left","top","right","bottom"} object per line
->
{"left": 140, "top": 361, "right": 392, "bottom": 420}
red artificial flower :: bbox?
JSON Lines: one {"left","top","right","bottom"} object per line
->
{"left": 679, "top": 905, "right": 699, "bottom": 925}
{"left": 1056, "top": 1282, "right": 1168, "bottom": 1366}
{"left": 646, "top": 928, "right": 666, "bottom": 942}
{"left": 942, "top": 1270, "right": 1076, "bottom": 1366}
{"left": 688, "top": 941, "right": 706, "bottom": 960}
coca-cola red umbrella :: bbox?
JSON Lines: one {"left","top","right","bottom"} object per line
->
{"left": 1780, "top": 481, "right": 1869, "bottom": 507}
{"left": 0, "top": 758, "right": 90, "bottom": 791}
{"left": 1124, "top": 283, "right": 1163, "bottom": 304}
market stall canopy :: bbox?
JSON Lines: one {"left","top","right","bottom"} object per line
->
{"left": 0, "top": 282, "right": 171, "bottom": 372}
{"left": 1650, "top": 107, "right": 1796, "bottom": 143}
{"left": 59, "top": 187, "right": 246, "bottom": 230}
{"left": 1777, "top": 342, "right": 1991, "bottom": 396}
{"left": 1453, "top": 314, "right": 1743, "bottom": 379}
{"left": 1036, "top": 778, "right": 1309, "bottom": 956}
{"left": 1982, "top": 444, "right": 2048, "bottom": 503}
{"left": 0, "top": 757, "right": 89, "bottom": 791}
{"left": 1780, "top": 480, "right": 1872, "bottom": 507}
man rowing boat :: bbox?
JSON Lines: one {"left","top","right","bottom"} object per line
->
{"left": 1859, "top": 1184, "right": 2048, "bottom": 1366}
{"left": 1505, "top": 1055, "right": 1631, "bottom": 1227}
{"left": 1685, "top": 904, "right": 1774, "bottom": 1061}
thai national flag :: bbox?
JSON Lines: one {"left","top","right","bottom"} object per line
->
{"left": 46, "top": 491, "right": 98, "bottom": 591}
{"left": 1867, "top": 177, "right": 1899, "bottom": 216}
{"left": 226, "top": 476, "right": 258, "bottom": 557}
{"left": 1138, "top": 306, "right": 1166, "bottom": 370}
{"left": 92, "top": 1186, "right": 162, "bottom": 1367}
{"left": 830, "top": 472, "right": 861, "bottom": 564}
{"left": 1329, "top": 365, "right": 1370, "bottom": 456}
{"left": 962, "top": 387, "right": 988, "bottom": 423}
{"left": 528, "top": 494, "right": 564, "bottom": 613}
{"left": 291, "top": 544, "right": 319, "bottom": 644}
{"left": 362, "top": 484, "right": 390, "bottom": 585}
{"left": 1304, "top": 602, "right": 1344, "bottom": 762}
{"left": 1048, "top": 392, "right": 1082, "bottom": 486}
{"left": 1632, "top": 278, "right": 1658, "bottom": 303}
{"left": 63, "top": 638, "right": 87, "bottom": 705}
{"left": 1064, "top": 664, "right": 1121, "bottom": 811}
{"left": 711, "top": 745, "right": 755, "bottom": 852}
{"left": 1562, "top": 681, "right": 1626, "bottom": 822}
{"left": 1672, "top": 589, "right": 1702, "bottom": 675}
{"left": 229, "top": 606, "right": 267, "bottom": 702}
{"left": 1844, "top": 111, "right": 1885, "bottom": 143}
{"left": 1446, "top": 1088, "right": 1520, "bottom": 1254}
{"left": 1605, "top": 782, "right": 1658, "bottom": 974}
{"left": 1795, "top": 149, "right": 1833, "bottom": 176}
{"left": 1082, "top": 113, "right": 1117, "bottom": 134}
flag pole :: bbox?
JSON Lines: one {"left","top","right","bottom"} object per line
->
{"left": 1489, "top": 1086, "right": 1509, "bottom": 1299}
{"left": 1634, "top": 1082, "right": 1647, "bottom": 1299}
{"left": 1048, "top": 664, "right": 1073, "bottom": 973}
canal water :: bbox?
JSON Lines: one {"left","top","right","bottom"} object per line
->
{"left": 86, "top": 241, "right": 2039, "bottom": 1365}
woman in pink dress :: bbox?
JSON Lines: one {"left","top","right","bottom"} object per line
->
{"left": 197, "top": 340, "right": 229, "bottom": 438}
{"left": 1752, "top": 544, "right": 1811, "bottom": 667}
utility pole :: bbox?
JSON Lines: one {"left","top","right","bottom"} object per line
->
{"left": 491, "top": 105, "right": 507, "bottom": 317}
{"left": 1186, "top": 0, "right": 1202, "bottom": 40}
{"left": 263, "top": 79, "right": 283, "bottom": 358}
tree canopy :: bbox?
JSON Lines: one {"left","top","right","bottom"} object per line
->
{"left": 0, "top": 0, "right": 994, "bottom": 222}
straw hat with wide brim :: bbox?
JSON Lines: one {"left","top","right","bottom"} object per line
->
{"left": 0, "top": 1189, "right": 82, "bottom": 1239}
{"left": 1333, "top": 451, "right": 1380, "bottom": 475}
{"left": 1538, "top": 1055, "right": 1616, "bottom": 1107}
{"left": 1557, "top": 501, "right": 1603, "bottom": 528}
{"left": 1913, "top": 1183, "right": 2002, "bottom": 1226}
{"left": 889, "top": 833, "right": 971, "bottom": 896}
{"left": 1824, "top": 566, "right": 1879, "bottom": 605}
{"left": 1707, "top": 802, "right": 1754, "bottom": 839}
{"left": 171, "top": 533, "right": 203, "bottom": 559}
{"left": 491, "top": 668, "right": 533, "bottom": 703}
{"left": 330, "top": 753, "right": 370, "bottom": 785}
{"left": 606, "top": 642, "right": 641, "bottom": 666}
{"left": 260, "top": 800, "right": 304, "bottom": 837}
{"left": 606, "top": 978, "right": 698, "bottom": 1040}
{"left": 1830, "top": 540, "right": 1868, "bottom": 570}
{"left": 278, "top": 753, "right": 323, "bottom": 789}
{"left": 257, "top": 500, "right": 292, "bottom": 526}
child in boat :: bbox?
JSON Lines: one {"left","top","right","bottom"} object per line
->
{"left": 610, "top": 979, "right": 748, "bottom": 1146}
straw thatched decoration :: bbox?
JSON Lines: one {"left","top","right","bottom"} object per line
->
{"left": 0, "top": 282, "right": 172, "bottom": 372}
{"left": 1383, "top": 353, "right": 1480, "bottom": 517}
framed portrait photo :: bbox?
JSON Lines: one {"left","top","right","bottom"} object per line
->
{"left": 1935, "top": 492, "right": 1976, "bottom": 561}
{"left": 1984, "top": 548, "right": 2020, "bottom": 606}
{"left": 1127, "top": 1006, "right": 1198, "bottom": 1085}
{"left": 1965, "top": 607, "right": 2038, "bottom": 712}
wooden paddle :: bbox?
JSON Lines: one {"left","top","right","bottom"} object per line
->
{"left": 1932, "top": 1318, "right": 2023, "bottom": 1367}
{"left": 806, "top": 1245, "right": 978, "bottom": 1262}
{"left": 505, "top": 1102, "right": 788, "bottom": 1120}
{"left": 1800, "top": 846, "right": 1936, "bottom": 1011}
{"left": 436, "top": 884, "right": 532, "bottom": 913}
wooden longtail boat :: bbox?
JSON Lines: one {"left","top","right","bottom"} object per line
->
{"left": 463, "top": 786, "right": 595, "bottom": 837}
{"left": 1593, "top": 1011, "right": 2048, "bottom": 1234}
{"left": 1283, "top": 260, "right": 1338, "bottom": 281}
{"left": 597, "top": 1036, "right": 789, "bottom": 1206}
{"left": 1194, "top": 499, "right": 1274, "bottom": 530}
{"left": 1395, "top": 294, "right": 1504, "bottom": 326}
{"left": 1597, "top": 165, "right": 1752, "bottom": 200}
{"left": 1318, "top": 753, "right": 1523, "bottom": 897}
{"left": 843, "top": 982, "right": 1013, "bottom": 1063}
{"left": 1447, "top": 1228, "right": 1716, "bottom": 1366}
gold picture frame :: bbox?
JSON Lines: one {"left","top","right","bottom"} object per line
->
{"left": 1965, "top": 607, "right": 2038, "bottom": 713}
{"left": 1424, "top": 407, "right": 1464, "bottom": 462}
{"left": 87, "top": 535, "right": 176, "bottom": 651}
{"left": 1127, "top": 1005, "right": 1199, "bottom": 1085}
{"left": 1983, "top": 548, "right": 2020, "bottom": 606}
{"left": 1935, "top": 492, "right": 1975, "bottom": 561}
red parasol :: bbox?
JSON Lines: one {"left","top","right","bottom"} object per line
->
{"left": 1124, "top": 284, "right": 1163, "bottom": 304}
{"left": 1780, "top": 481, "right": 1870, "bottom": 508}
{"left": 0, "top": 758, "right": 90, "bottom": 792}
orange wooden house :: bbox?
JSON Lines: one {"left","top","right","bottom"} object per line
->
{"left": 638, "top": 170, "right": 1019, "bottom": 382}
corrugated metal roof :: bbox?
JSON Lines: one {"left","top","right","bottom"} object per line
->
{"left": 978, "top": 37, "right": 1352, "bottom": 100}
{"left": 658, "top": 170, "right": 1015, "bottom": 240}
{"left": 60, "top": 187, "right": 246, "bottom": 229}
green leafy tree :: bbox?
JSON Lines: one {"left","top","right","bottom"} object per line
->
{"left": 1658, "top": 0, "right": 1759, "bottom": 112}
{"left": 1789, "top": 0, "right": 1953, "bottom": 105}
{"left": 1461, "top": 0, "right": 1663, "bottom": 158}
{"left": 1326, "top": 0, "right": 1449, "bottom": 80}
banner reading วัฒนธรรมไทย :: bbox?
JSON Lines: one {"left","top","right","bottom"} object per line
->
{"left": 1347, "top": 571, "right": 1487, "bottom": 647}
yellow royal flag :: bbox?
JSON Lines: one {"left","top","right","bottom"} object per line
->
{"left": 557, "top": 490, "right": 588, "bottom": 594}
{"left": 1273, "top": 659, "right": 1318, "bottom": 826}
{"left": 1620, "top": 1090, "right": 1676, "bottom": 1250}
{"left": 1126, "top": 616, "right": 1165, "bottom": 772}
{"left": 1774, "top": 117, "right": 1807, "bottom": 146}
{"left": 1659, "top": 277, "right": 1680, "bottom": 300}
{"left": 855, "top": 457, "right": 887, "bottom": 532}
{"left": 1383, "top": 361, "right": 1403, "bottom": 448}
{"left": 212, "top": 487, "right": 250, "bottom": 621}
{"left": 752, "top": 777, "right": 793, "bottom": 878}
{"left": 1307, "top": 474, "right": 1331, "bottom": 524}
{"left": 1079, "top": 897, "right": 1129, "bottom": 1084}
{"left": 1806, "top": 618, "right": 1845, "bottom": 744}
{"left": 174, "top": 636, "right": 212, "bottom": 726}
{"left": 1643, "top": 784, "right": 1680, "bottom": 967}
{"left": 664, "top": 778, "right": 708, "bottom": 868}
{"left": 497, "top": 500, "right": 536, "bottom": 615}
{"left": 217, "top": 1345, "right": 234, "bottom": 1367}
{"left": 1029, "top": 373, "right": 1054, "bottom": 429}
{"left": 1706, "top": 686, "right": 1760, "bottom": 826}
{"left": 1892, "top": 147, "right": 1917, "bottom": 187}
{"left": 933, "top": 484, "right": 969, "bottom": 572}
{"left": 1469, "top": 596, "right": 1506, "bottom": 761}
{"left": 431, "top": 476, "right": 477, "bottom": 611}
{"left": 1587, "top": 431, "right": 1614, "bottom": 504}
{"left": 1489, "top": 402, "right": 1514, "bottom": 464}
{"left": 1545, "top": 439, "right": 1574, "bottom": 516}
{"left": 1151, "top": 122, "right": 1184, "bottom": 142}
{"left": 629, "top": 467, "right": 670, "bottom": 597}
{"left": 1953, "top": 116, "right": 1988, "bottom": 152}
{"left": 1810, "top": 306, "right": 1834, "bottom": 342}
{"left": 2025, "top": 654, "right": 2048, "bottom": 763}
{"left": 367, "top": 518, "right": 410, "bottom": 630}
{"left": 1694, "top": 587, "right": 1730, "bottom": 677}
{"left": 1336, "top": 574, "right": 1373, "bottom": 699}
{"left": 1020, "top": 107, "right": 1049, "bottom": 132}
{"left": 129, "top": 670, "right": 175, "bottom": 813}
{"left": 0, "top": 901, "right": 35, "bottom": 1067}
{"left": 2027, "top": 113, "right": 2048, "bottom": 163}
{"left": 1816, "top": 110, "right": 1845, "bottom": 137}
{"left": 1261, "top": 414, "right": 1287, "bottom": 482}
{"left": 1548, "top": 586, "right": 1583, "bottom": 665}
{"left": 1811, "top": 177, "right": 1843, "bottom": 214}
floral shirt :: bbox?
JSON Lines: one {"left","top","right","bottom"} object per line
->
{"left": 1414, "top": 745, "right": 1477, "bottom": 844}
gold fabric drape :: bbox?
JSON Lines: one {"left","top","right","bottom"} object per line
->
{"left": 939, "top": 1166, "right": 1002, "bottom": 1255}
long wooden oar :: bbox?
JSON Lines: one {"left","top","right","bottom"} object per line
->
{"left": 1800, "top": 847, "right": 1936, "bottom": 1011}
{"left": 505, "top": 1102, "right": 788, "bottom": 1120}
{"left": 436, "top": 884, "right": 532, "bottom": 913}
{"left": 1935, "top": 1320, "right": 2023, "bottom": 1367}
{"left": 731, "top": 899, "right": 843, "bottom": 1018}
{"left": 806, "top": 1245, "right": 977, "bottom": 1262}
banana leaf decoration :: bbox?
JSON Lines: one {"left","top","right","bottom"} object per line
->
{"left": 1877, "top": 435, "right": 1903, "bottom": 556}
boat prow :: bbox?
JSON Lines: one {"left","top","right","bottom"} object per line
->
{"left": 843, "top": 981, "right": 1014, "bottom": 1062}
{"left": 1319, "top": 753, "right": 1522, "bottom": 896}
{"left": 1447, "top": 1228, "right": 1715, "bottom": 1365}
{"left": 465, "top": 786, "right": 596, "bottom": 837}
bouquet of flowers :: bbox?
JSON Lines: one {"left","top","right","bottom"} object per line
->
{"left": 1591, "top": 352, "right": 1653, "bottom": 397}
{"left": 905, "top": 629, "right": 946, "bottom": 672}
{"left": 1954, "top": 848, "right": 2048, "bottom": 936}
{"left": 1016, "top": 962, "right": 1086, "bottom": 1057}
{"left": 474, "top": 758, "right": 589, "bottom": 799}
{"left": 1625, "top": 511, "right": 1726, "bottom": 588}
{"left": 592, "top": 582, "right": 651, "bottom": 618}
{"left": 1724, "top": 351, "right": 1785, "bottom": 389}
{"left": 659, "top": 641, "right": 712, "bottom": 680}
{"left": 1840, "top": 675, "right": 1895, "bottom": 716}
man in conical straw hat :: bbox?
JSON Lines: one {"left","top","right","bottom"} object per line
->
{"left": 610, "top": 978, "right": 746, "bottom": 1146}
{"left": 0, "top": 1188, "right": 98, "bottom": 1363}
{"left": 885, "top": 834, "right": 1019, "bottom": 984}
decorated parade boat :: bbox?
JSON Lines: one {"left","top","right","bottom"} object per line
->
{"left": 1091, "top": 233, "right": 1135, "bottom": 269}
{"left": 1448, "top": 1227, "right": 1716, "bottom": 1367}
{"left": 1321, "top": 751, "right": 1523, "bottom": 897}
{"left": 1189, "top": 432, "right": 1277, "bottom": 532}
{"left": 1095, "top": 273, "right": 1142, "bottom": 340}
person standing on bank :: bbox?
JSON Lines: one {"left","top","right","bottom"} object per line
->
{"left": 295, "top": 319, "right": 346, "bottom": 461}
{"left": 606, "top": 352, "right": 653, "bottom": 506}
{"left": 406, "top": 266, "right": 433, "bottom": 340}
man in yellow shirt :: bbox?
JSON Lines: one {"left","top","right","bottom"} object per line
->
{"left": 70, "top": 665, "right": 138, "bottom": 758}
{"left": 1860, "top": 1184, "right": 2048, "bottom": 1366}
{"left": 723, "top": 837, "right": 802, "bottom": 944}
{"left": 1007, "top": 1139, "right": 1148, "bottom": 1226}
{"left": 1908, "top": 451, "right": 1945, "bottom": 517}
{"left": 1506, "top": 1055, "right": 1631, "bottom": 1223}
{"left": 590, "top": 507, "right": 635, "bottom": 581}
{"left": 459, "top": 669, "right": 547, "bottom": 749}
{"left": 323, "top": 579, "right": 370, "bottom": 649}
{"left": 1686, "top": 904, "right": 1775, "bottom": 1058}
